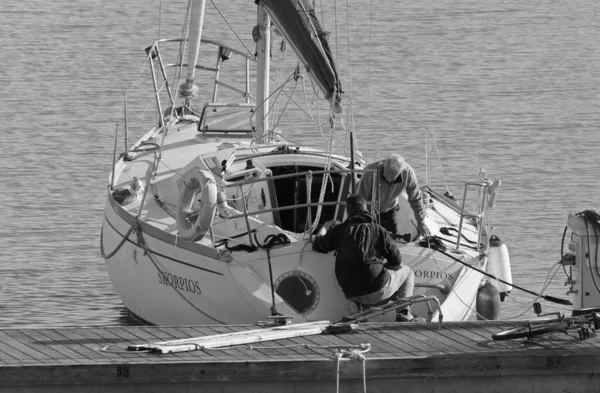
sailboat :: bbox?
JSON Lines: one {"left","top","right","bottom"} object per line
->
{"left": 100, "top": 0, "right": 512, "bottom": 326}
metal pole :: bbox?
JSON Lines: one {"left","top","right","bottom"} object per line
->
{"left": 349, "top": 132, "right": 356, "bottom": 193}
{"left": 110, "top": 123, "right": 119, "bottom": 189}
{"left": 212, "top": 50, "right": 222, "bottom": 102}
{"left": 123, "top": 97, "right": 129, "bottom": 154}
{"left": 239, "top": 184, "right": 254, "bottom": 247}
{"left": 147, "top": 54, "right": 165, "bottom": 127}
{"left": 306, "top": 172, "right": 313, "bottom": 232}
{"left": 456, "top": 184, "right": 469, "bottom": 250}
{"left": 245, "top": 58, "right": 250, "bottom": 104}
{"left": 154, "top": 46, "right": 175, "bottom": 110}
{"left": 425, "top": 131, "right": 430, "bottom": 187}
{"left": 254, "top": 4, "right": 271, "bottom": 143}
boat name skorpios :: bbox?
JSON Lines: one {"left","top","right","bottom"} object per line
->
{"left": 413, "top": 269, "right": 453, "bottom": 280}
{"left": 157, "top": 269, "right": 202, "bottom": 294}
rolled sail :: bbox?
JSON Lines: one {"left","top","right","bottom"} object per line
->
{"left": 262, "top": 0, "right": 342, "bottom": 110}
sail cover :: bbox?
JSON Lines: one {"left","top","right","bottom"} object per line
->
{"left": 262, "top": 0, "right": 342, "bottom": 110}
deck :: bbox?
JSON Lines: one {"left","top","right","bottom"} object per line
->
{"left": 0, "top": 320, "right": 599, "bottom": 392}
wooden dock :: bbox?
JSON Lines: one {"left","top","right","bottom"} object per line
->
{"left": 0, "top": 320, "right": 599, "bottom": 392}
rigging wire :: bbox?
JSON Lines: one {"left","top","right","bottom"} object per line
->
{"left": 308, "top": 87, "right": 338, "bottom": 235}
{"left": 367, "top": 0, "right": 372, "bottom": 141}
{"left": 249, "top": 73, "right": 297, "bottom": 145}
{"left": 496, "top": 263, "right": 566, "bottom": 319}
{"left": 268, "top": 77, "right": 299, "bottom": 136}
{"left": 428, "top": 133, "right": 451, "bottom": 193}
{"left": 423, "top": 237, "right": 572, "bottom": 306}
{"left": 301, "top": 75, "right": 337, "bottom": 133}
{"left": 210, "top": 0, "right": 254, "bottom": 58}
{"left": 428, "top": 248, "right": 567, "bottom": 321}
{"left": 158, "top": 0, "right": 162, "bottom": 41}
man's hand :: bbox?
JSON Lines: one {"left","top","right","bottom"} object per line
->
{"left": 317, "top": 219, "right": 340, "bottom": 236}
{"left": 415, "top": 222, "right": 431, "bottom": 241}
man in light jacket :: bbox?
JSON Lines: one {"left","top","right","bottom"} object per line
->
{"left": 357, "top": 154, "right": 429, "bottom": 239}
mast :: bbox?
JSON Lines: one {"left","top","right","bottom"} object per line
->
{"left": 179, "top": 0, "right": 207, "bottom": 106}
{"left": 255, "top": 3, "right": 271, "bottom": 144}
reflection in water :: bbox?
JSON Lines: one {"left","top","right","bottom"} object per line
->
{"left": 117, "top": 307, "right": 146, "bottom": 326}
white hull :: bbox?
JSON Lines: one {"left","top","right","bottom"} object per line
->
{"left": 102, "top": 176, "right": 486, "bottom": 325}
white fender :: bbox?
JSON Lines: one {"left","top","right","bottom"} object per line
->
{"left": 487, "top": 234, "right": 513, "bottom": 300}
{"left": 176, "top": 168, "right": 218, "bottom": 242}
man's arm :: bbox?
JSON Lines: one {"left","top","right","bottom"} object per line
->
{"left": 356, "top": 164, "right": 375, "bottom": 201}
{"left": 404, "top": 165, "right": 425, "bottom": 226}
{"left": 312, "top": 221, "right": 339, "bottom": 254}
{"left": 376, "top": 226, "right": 402, "bottom": 269}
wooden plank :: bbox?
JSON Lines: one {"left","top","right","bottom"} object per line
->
{"left": 151, "top": 326, "right": 216, "bottom": 361}
{"left": 425, "top": 324, "right": 490, "bottom": 353}
{"left": 189, "top": 325, "right": 256, "bottom": 360}
{"left": 145, "top": 326, "right": 215, "bottom": 362}
{"left": 354, "top": 324, "right": 422, "bottom": 357}
{"left": 316, "top": 323, "right": 390, "bottom": 356}
{"left": 365, "top": 323, "right": 439, "bottom": 356}
{"left": 148, "top": 326, "right": 219, "bottom": 361}
{"left": 211, "top": 325, "right": 298, "bottom": 360}
{"left": 38, "top": 328, "right": 114, "bottom": 361}
{"left": 357, "top": 324, "right": 418, "bottom": 358}
{"left": 12, "top": 329, "right": 72, "bottom": 362}
{"left": 47, "top": 328, "right": 134, "bottom": 362}
{"left": 201, "top": 325, "right": 266, "bottom": 361}
{"left": 310, "top": 327, "right": 390, "bottom": 359}
{"left": 447, "top": 322, "right": 517, "bottom": 352}
{"left": 284, "top": 333, "right": 346, "bottom": 360}
{"left": 118, "top": 326, "right": 201, "bottom": 362}
{"left": 125, "top": 325, "right": 208, "bottom": 360}
{"left": 400, "top": 323, "right": 471, "bottom": 354}
{"left": 246, "top": 335, "right": 312, "bottom": 360}
{"left": 67, "top": 327, "right": 147, "bottom": 361}
{"left": 0, "top": 330, "right": 51, "bottom": 361}
{"left": 0, "top": 340, "right": 24, "bottom": 362}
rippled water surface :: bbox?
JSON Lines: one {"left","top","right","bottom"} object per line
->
{"left": 1, "top": 0, "right": 599, "bottom": 327}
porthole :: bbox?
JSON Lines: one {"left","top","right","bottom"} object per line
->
{"left": 274, "top": 270, "right": 320, "bottom": 316}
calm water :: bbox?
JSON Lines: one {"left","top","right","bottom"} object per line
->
{"left": 1, "top": 0, "right": 598, "bottom": 327}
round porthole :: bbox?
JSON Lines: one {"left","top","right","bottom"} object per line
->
{"left": 274, "top": 271, "right": 320, "bottom": 316}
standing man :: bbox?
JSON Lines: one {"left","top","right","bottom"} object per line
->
{"left": 357, "top": 154, "right": 429, "bottom": 239}
{"left": 312, "top": 194, "right": 417, "bottom": 322}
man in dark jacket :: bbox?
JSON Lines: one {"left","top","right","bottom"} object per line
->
{"left": 312, "top": 194, "right": 415, "bottom": 321}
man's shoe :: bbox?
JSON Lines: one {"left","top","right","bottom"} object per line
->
{"left": 395, "top": 312, "right": 426, "bottom": 323}
{"left": 348, "top": 301, "right": 366, "bottom": 316}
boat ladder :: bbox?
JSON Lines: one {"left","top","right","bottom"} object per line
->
{"left": 455, "top": 179, "right": 500, "bottom": 251}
